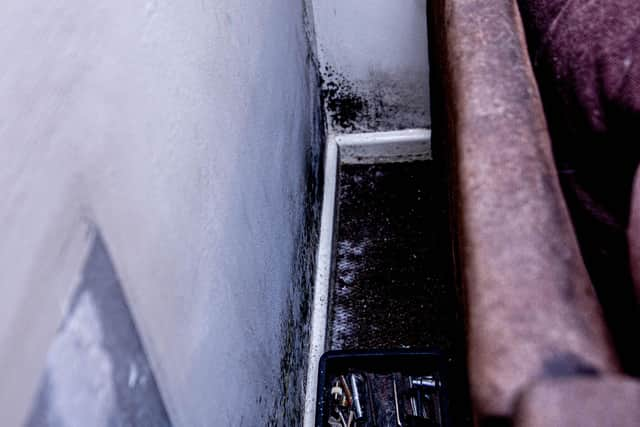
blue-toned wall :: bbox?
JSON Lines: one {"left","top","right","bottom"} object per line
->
{"left": 0, "top": 1, "right": 323, "bottom": 424}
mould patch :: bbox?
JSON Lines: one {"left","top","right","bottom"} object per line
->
{"left": 263, "top": 4, "right": 326, "bottom": 421}
{"left": 321, "top": 65, "right": 429, "bottom": 133}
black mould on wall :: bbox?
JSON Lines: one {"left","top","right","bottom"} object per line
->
{"left": 321, "top": 64, "right": 430, "bottom": 133}
{"left": 321, "top": 65, "right": 368, "bottom": 131}
{"left": 264, "top": 3, "right": 326, "bottom": 423}
{"left": 268, "top": 117, "right": 324, "bottom": 426}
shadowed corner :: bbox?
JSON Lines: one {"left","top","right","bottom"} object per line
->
{"left": 26, "top": 233, "right": 172, "bottom": 427}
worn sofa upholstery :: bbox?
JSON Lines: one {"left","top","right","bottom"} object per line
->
{"left": 428, "top": 0, "right": 639, "bottom": 424}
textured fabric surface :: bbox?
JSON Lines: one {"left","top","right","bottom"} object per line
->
{"left": 514, "top": 376, "right": 640, "bottom": 427}
{"left": 429, "top": 0, "right": 621, "bottom": 418}
{"left": 517, "top": 0, "right": 640, "bottom": 374}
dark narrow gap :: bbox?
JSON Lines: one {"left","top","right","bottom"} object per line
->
{"left": 514, "top": 0, "right": 640, "bottom": 377}
{"left": 318, "top": 6, "right": 471, "bottom": 424}
{"left": 27, "top": 234, "right": 172, "bottom": 427}
{"left": 324, "top": 157, "right": 471, "bottom": 426}
{"left": 328, "top": 161, "right": 453, "bottom": 351}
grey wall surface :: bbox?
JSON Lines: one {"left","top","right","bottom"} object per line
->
{"left": 311, "top": 0, "right": 431, "bottom": 133}
{"left": 0, "top": 0, "right": 323, "bottom": 425}
{"left": 27, "top": 236, "right": 171, "bottom": 427}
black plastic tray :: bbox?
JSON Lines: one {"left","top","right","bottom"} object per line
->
{"left": 316, "top": 349, "right": 451, "bottom": 427}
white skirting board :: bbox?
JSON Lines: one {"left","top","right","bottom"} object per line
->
{"left": 337, "top": 128, "right": 431, "bottom": 164}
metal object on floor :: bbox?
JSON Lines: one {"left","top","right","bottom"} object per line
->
{"left": 393, "top": 377, "right": 403, "bottom": 427}
{"left": 315, "top": 350, "right": 449, "bottom": 427}
{"left": 349, "top": 374, "right": 366, "bottom": 421}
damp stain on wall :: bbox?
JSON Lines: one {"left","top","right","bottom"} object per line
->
{"left": 320, "top": 64, "right": 429, "bottom": 133}
{"left": 263, "top": 3, "right": 326, "bottom": 422}
{"left": 267, "top": 100, "right": 324, "bottom": 426}
{"left": 321, "top": 65, "right": 367, "bottom": 131}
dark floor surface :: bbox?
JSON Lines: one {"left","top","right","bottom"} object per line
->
{"left": 329, "top": 161, "right": 459, "bottom": 351}
{"left": 328, "top": 160, "right": 471, "bottom": 425}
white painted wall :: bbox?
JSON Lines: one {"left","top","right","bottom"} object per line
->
{"left": 0, "top": 0, "right": 321, "bottom": 425}
{"left": 311, "top": 0, "right": 430, "bottom": 132}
